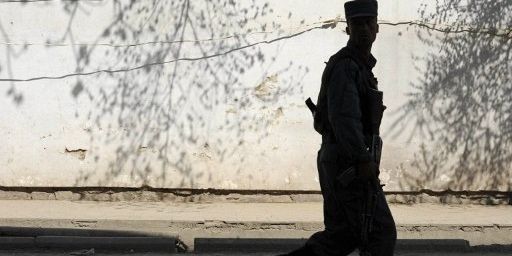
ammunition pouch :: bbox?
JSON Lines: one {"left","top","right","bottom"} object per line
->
{"left": 336, "top": 166, "right": 357, "bottom": 188}
{"left": 365, "top": 88, "right": 386, "bottom": 135}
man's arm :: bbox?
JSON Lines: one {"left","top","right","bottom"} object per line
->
{"left": 327, "top": 59, "right": 371, "bottom": 165}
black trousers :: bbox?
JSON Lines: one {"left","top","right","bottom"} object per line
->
{"left": 305, "top": 144, "right": 397, "bottom": 256}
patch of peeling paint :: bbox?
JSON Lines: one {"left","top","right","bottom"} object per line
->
{"left": 65, "top": 148, "right": 87, "bottom": 160}
{"left": 193, "top": 143, "right": 213, "bottom": 161}
{"left": 254, "top": 74, "right": 278, "bottom": 100}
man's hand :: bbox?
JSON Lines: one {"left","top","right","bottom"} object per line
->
{"left": 357, "top": 161, "right": 379, "bottom": 184}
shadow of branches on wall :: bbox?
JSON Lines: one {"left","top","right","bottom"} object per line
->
{"left": 390, "top": 0, "right": 512, "bottom": 191}
{"left": 1, "top": 0, "right": 310, "bottom": 188}
{"left": 72, "top": 0, "right": 309, "bottom": 188}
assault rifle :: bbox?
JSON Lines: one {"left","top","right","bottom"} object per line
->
{"left": 359, "top": 88, "right": 385, "bottom": 256}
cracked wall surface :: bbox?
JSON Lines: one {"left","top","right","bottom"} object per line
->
{"left": 0, "top": 0, "right": 510, "bottom": 191}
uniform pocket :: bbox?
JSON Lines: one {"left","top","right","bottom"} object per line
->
{"left": 334, "top": 177, "right": 364, "bottom": 231}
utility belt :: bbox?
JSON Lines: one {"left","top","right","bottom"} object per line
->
{"left": 321, "top": 131, "right": 372, "bottom": 148}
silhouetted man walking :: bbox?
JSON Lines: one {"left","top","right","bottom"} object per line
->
{"left": 281, "top": 1, "right": 397, "bottom": 255}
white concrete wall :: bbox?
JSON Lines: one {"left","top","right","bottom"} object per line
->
{"left": 0, "top": 0, "right": 510, "bottom": 191}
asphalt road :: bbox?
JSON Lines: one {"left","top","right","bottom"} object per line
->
{"left": 0, "top": 251, "right": 511, "bottom": 256}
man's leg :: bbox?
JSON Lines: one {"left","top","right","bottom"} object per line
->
{"left": 366, "top": 186, "right": 397, "bottom": 256}
{"left": 305, "top": 146, "right": 360, "bottom": 256}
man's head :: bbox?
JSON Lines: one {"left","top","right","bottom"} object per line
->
{"left": 344, "top": 0, "right": 379, "bottom": 48}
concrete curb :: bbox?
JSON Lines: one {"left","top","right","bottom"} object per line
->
{"left": 1, "top": 220, "right": 511, "bottom": 252}
{"left": 195, "top": 238, "right": 306, "bottom": 253}
{"left": 395, "top": 239, "right": 470, "bottom": 252}
{"left": 0, "top": 226, "right": 175, "bottom": 238}
{"left": 194, "top": 238, "right": 471, "bottom": 253}
{"left": 0, "top": 236, "right": 177, "bottom": 252}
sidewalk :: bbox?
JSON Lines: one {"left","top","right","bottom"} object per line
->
{"left": 0, "top": 200, "right": 510, "bottom": 251}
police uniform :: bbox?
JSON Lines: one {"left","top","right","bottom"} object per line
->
{"left": 282, "top": 1, "right": 397, "bottom": 255}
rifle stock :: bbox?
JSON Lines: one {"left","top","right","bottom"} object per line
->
{"left": 305, "top": 97, "right": 317, "bottom": 114}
